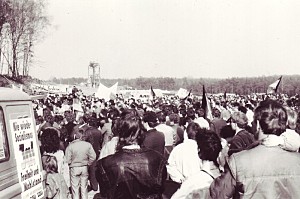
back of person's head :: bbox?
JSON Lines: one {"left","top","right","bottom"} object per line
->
{"left": 179, "top": 117, "right": 187, "bottom": 127}
{"left": 88, "top": 116, "right": 98, "bottom": 128}
{"left": 54, "top": 114, "right": 64, "bottom": 124}
{"left": 179, "top": 108, "right": 187, "bottom": 117}
{"left": 43, "top": 108, "right": 52, "bottom": 117}
{"left": 231, "top": 102, "right": 240, "bottom": 110}
{"left": 212, "top": 108, "right": 221, "bottom": 118}
{"left": 81, "top": 113, "right": 90, "bottom": 123}
{"left": 179, "top": 104, "right": 186, "bottom": 111}
{"left": 193, "top": 102, "right": 201, "bottom": 110}
{"left": 245, "top": 103, "right": 254, "bottom": 111}
{"left": 172, "top": 105, "right": 179, "bottom": 114}
{"left": 163, "top": 105, "right": 172, "bottom": 116}
{"left": 169, "top": 113, "right": 180, "bottom": 124}
{"left": 99, "top": 108, "right": 108, "bottom": 119}
{"left": 64, "top": 110, "right": 74, "bottom": 122}
{"left": 40, "top": 127, "right": 60, "bottom": 153}
{"left": 220, "top": 125, "right": 235, "bottom": 141}
{"left": 187, "top": 108, "right": 195, "bottom": 120}
{"left": 231, "top": 111, "right": 248, "bottom": 129}
{"left": 44, "top": 114, "right": 54, "bottom": 125}
{"left": 254, "top": 99, "right": 287, "bottom": 136}
{"left": 108, "top": 108, "right": 120, "bottom": 121}
{"left": 91, "top": 112, "right": 97, "bottom": 119}
{"left": 196, "top": 129, "right": 222, "bottom": 166}
{"left": 117, "top": 109, "right": 146, "bottom": 150}
{"left": 42, "top": 155, "right": 58, "bottom": 174}
{"left": 143, "top": 111, "right": 158, "bottom": 128}
{"left": 156, "top": 111, "right": 166, "bottom": 123}
{"left": 238, "top": 106, "right": 247, "bottom": 114}
{"left": 37, "top": 115, "right": 44, "bottom": 125}
{"left": 186, "top": 122, "right": 201, "bottom": 140}
{"left": 221, "top": 101, "right": 227, "bottom": 109}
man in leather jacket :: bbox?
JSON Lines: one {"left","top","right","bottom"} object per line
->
{"left": 96, "top": 109, "right": 167, "bottom": 199}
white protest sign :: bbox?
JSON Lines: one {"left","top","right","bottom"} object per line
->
{"left": 10, "top": 118, "right": 44, "bottom": 199}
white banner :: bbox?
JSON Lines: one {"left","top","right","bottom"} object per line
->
{"left": 10, "top": 118, "right": 44, "bottom": 199}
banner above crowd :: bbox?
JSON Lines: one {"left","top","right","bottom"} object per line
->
{"left": 95, "top": 82, "right": 118, "bottom": 101}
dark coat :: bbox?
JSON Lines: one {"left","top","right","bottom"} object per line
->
{"left": 96, "top": 148, "right": 167, "bottom": 199}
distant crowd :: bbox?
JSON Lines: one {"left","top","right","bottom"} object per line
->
{"left": 36, "top": 86, "right": 300, "bottom": 199}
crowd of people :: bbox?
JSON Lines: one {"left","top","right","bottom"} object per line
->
{"left": 35, "top": 86, "right": 300, "bottom": 199}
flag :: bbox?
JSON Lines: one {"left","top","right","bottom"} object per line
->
{"left": 267, "top": 76, "right": 282, "bottom": 94}
{"left": 95, "top": 82, "right": 118, "bottom": 101}
{"left": 182, "top": 89, "right": 192, "bottom": 100}
{"left": 150, "top": 86, "right": 156, "bottom": 98}
{"left": 177, "top": 88, "right": 189, "bottom": 99}
{"left": 201, "top": 85, "right": 213, "bottom": 121}
{"left": 224, "top": 90, "right": 227, "bottom": 100}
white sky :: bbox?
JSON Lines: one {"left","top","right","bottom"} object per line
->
{"left": 31, "top": 0, "right": 300, "bottom": 80}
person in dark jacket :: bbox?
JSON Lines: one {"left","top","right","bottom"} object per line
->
{"left": 142, "top": 111, "right": 165, "bottom": 155}
{"left": 84, "top": 116, "right": 103, "bottom": 192}
{"left": 96, "top": 109, "right": 167, "bottom": 199}
{"left": 228, "top": 111, "right": 255, "bottom": 156}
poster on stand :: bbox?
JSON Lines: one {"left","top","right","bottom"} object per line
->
{"left": 10, "top": 118, "right": 44, "bottom": 199}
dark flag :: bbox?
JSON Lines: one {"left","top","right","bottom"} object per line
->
{"left": 150, "top": 86, "right": 156, "bottom": 98}
{"left": 183, "top": 89, "right": 192, "bottom": 100}
{"left": 201, "top": 85, "right": 213, "bottom": 121}
{"left": 267, "top": 76, "right": 282, "bottom": 94}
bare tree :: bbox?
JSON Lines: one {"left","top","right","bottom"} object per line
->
{"left": 2, "top": 0, "right": 49, "bottom": 79}
{"left": 0, "top": 0, "right": 11, "bottom": 74}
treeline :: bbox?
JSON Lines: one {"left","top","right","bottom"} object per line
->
{"left": 51, "top": 75, "right": 300, "bottom": 96}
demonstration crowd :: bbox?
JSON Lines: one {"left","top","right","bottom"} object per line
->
{"left": 35, "top": 87, "right": 300, "bottom": 199}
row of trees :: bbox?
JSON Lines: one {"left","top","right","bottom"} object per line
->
{"left": 0, "top": 0, "right": 49, "bottom": 79}
{"left": 51, "top": 75, "right": 300, "bottom": 96}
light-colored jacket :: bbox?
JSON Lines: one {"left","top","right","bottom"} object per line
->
{"left": 171, "top": 163, "right": 220, "bottom": 199}
{"left": 210, "top": 145, "right": 300, "bottom": 199}
{"left": 65, "top": 139, "right": 96, "bottom": 168}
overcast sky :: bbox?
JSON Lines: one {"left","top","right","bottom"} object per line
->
{"left": 31, "top": 0, "right": 300, "bottom": 80}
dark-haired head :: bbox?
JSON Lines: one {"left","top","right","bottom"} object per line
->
{"left": 186, "top": 122, "right": 200, "bottom": 140}
{"left": 196, "top": 129, "right": 222, "bottom": 167}
{"left": 187, "top": 108, "right": 195, "bottom": 120}
{"left": 88, "top": 116, "right": 99, "bottom": 128}
{"left": 108, "top": 108, "right": 120, "bottom": 121}
{"left": 143, "top": 111, "right": 158, "bottom": 128}
{"left": 116, "top": 109, "right": 146, "bottom": 150}
{"left": 40, "top": 127, "right": 60, "bottom": 154}
{"left": 254, "top": 99, "right": 287, "bottom": 136}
